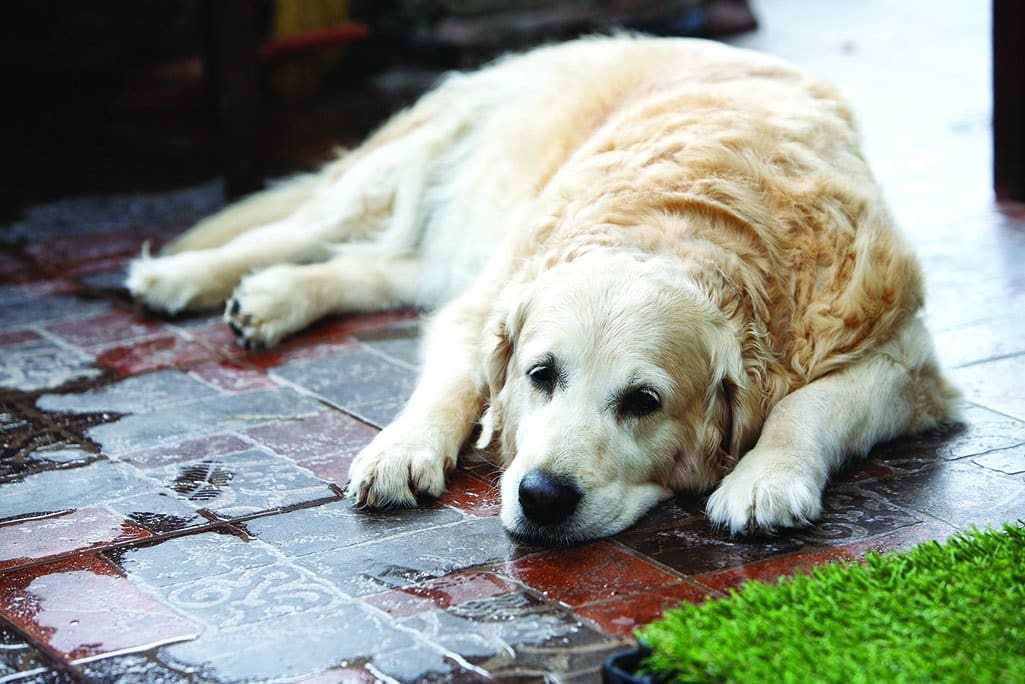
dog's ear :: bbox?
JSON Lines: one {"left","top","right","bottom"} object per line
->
{"left": 476, "top": 282, "right": 529, "bottom": 448}
{"left": 704, "top": 327, "right": 757, "bottom": 468}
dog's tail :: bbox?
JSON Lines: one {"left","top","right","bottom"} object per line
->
{"left": 161, "top": 174, "right": 319, "bottom": 254}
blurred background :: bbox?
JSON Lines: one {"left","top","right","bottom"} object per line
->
{"left": 0, "top": 0, "right": 759, "bottom": 221}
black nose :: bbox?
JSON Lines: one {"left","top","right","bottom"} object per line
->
{"left": 518, "top": 470, "right": 582, "bottom": 527}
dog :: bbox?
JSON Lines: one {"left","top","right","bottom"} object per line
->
{"left": 128, "top": 35, "right": 959, "bottom": 543}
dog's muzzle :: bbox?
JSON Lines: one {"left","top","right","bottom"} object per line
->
{"left": 517, "top": 470, "right": 582, "bottom": 527}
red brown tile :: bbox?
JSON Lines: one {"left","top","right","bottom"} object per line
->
{"left": 365, "top": 572, "right": 518, "bottom": 618}
{"left": 44, "top": 309, "right": 164, "bottom": 349}
{"left": 0, "top": 555, "right": 201, "bottom": 663}
{"left": 576, "top": 582, "right": 711, "bottom": 637}
{"left": 440, "top": 469, "right": 502, "bottom": 517}
{"left": 838, "top": 519, "right": 960, "bottom": 559}
{"left": 499, "top": 543, "right": 680, "bottom": 607}
{"left": 0, "top": 329, "right": 44, "bottom": 346}
{"left": 0, "top": 508, "right": 151, "bottom": 571}
{"left": 693, "top": 547, "right": 854, "bottom": 594}
{"left": 119, "top": 433, "right": 252, "bottom": 469}
{"left": 187, "top": 359, "right": 277, "bottom": 393}
{"left": 96, "top": 333, "right": 217, "bottom": 375}
{"left": 24, "top": 230, "right": 146, "bottom": 270}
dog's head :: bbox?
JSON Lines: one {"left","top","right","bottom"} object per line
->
{"left": 479, "top": 249, "right": 755, "bottom": 543}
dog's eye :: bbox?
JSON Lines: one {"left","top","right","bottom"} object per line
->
{"left": 618, "top": 388, "right": 661, "bottom": 418}
{"left": 528, "top": 364, "right": 557, "bottom": 394}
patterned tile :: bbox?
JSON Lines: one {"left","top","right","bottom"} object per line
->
{"left": 838, "top": 519, "right": 960, "bottom": 559}
{"left": 615, "top": 516, "right": 805, "bottom": 577}
{"left": 0, "top": 555, "right": 201, "bottom": 663}
{"left": 160, "top": 602, "right": 412, "bottom": 682}
{"left": 365, "top": 572, "right": 519, "bottom": 618}
{"left": 972, "top": 444, "right": 1025, "bottom": 475}
{"left": 440, "top": 469, "right": 502, "bottom": 517}
{"left": 0, "top": 339, "right": 100, "bottom": 393}
{"left": 243, "top": 411, "right": 377, "bottom": 485}
{"left": 37, "top": 369, "right": 218, "bottom": 416}
{"left": 370, "top": 645, "right": 487, "bottom": 683}
{"left": 246, "top": 499, "right": 463, "bottom": 559}
{"left": 23, "top": 230, "right": 146, "bottom": 270}
{"left": 0, "top": 460, "right": 180, "bottom": 525}
{"left": 575, "top": 582, "right": 712, "bottom": 637}
{"left": 119, "top": 433, "right": 252, "bottom": 470}
{"left": 0, "top": 508, "right": 150, "bottom": 571}
{"left": 0, "top": 290, "right": 108, "bottom": 331}
{"left": 110, "top": 531, "right": 279, "bottom": 589}
{"left": 286, "top": 516, "right": 540, "bottom": 597}
{"left": 43, "top": 310, "right": 164, "bottom": 350}
{"left": 500, "top": 543, "right": 680, "bottom": 607}
{"left": 76, "top": 651, "right": 220, "bottom": 684}
{"left": 694, "top": 547, "right": 854, "bottom": 594}
{"left": 954, "top": 354, "right": 1025, "bottom": 421}
{"left": 354, "top": 322, "right": 422, "bottom": 368}
{"left": 791, "top": 484, "right": 921, "bottom": 546}
{"left": 867, "top": 461, "right": 1025, "bottom": 530}
{"left": 398, "top": 590, "right": 625, "bottom": 678}
{"left": 153, "top": 448, "right": 336, "bottom": 518}
{"left": 868, "top": 403, "right": 1025, "bottom": 471}
{"left": 96, "top": 334, "right": 218, "bottom": 376}
{"left": 86, "top": 388, "right": 323, "bottom": 456}
{"left": 186, "top": 360, "right": 277, "bottom": 394}
{"left": 271, "top": 346, "right": 417, "bottom": 427}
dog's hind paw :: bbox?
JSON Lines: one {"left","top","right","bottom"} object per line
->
{"left": 346, "top": 424, "right": 454, "bottom": 509}
{"left": 706, "top": 448, "right": 824, "bottom": 535}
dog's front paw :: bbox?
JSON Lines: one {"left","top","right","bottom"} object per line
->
{"left": 225, "top": 267, "right": 311, "bottom": 349}
{"left": 127, "top": 251, "right": 234, "bottom": 314}
{"left": 706, "top": 449, "right": 824, "bottom": 535}
{"left": 346, "top": 425, "right": 454, "bottom": 508}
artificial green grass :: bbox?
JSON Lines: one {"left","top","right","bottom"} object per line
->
{"left": 638, "top": 524, "right": 1025, "bottom": 684}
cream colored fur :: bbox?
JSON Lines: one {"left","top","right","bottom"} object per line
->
{"left": 127, "top": 36, "right": 959, "bottom": 540}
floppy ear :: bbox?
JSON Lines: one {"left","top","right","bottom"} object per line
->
{"left": 704, "top": 327, "right": 757, "bottom": 468}
{"left": 475, "top": 283, "right": 529, "bottom": 449}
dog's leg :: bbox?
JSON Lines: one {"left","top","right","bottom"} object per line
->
{"left": 346, "top": 289, "right": 493, "bottom": 507}
{"left": 223, "top": 245, "right": 425, "bottom": 349}
{"left": 706, "top": 317, "right": 958, "bottom": 534}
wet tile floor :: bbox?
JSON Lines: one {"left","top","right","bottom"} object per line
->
{"left": 2, "top": 2, "right": 1024, "bottom": 682}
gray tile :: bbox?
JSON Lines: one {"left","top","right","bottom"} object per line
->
{"left": 400, "top": 591, "right": 623, "bottom": 678}
{"left": 0, "top": 459, "right": 170, "bottom": 522}
{"left": 247, "top": 499, "right": 463, "bottom": 557}
{"left": 293, "top": 516, "right": 539, "bottom": 597}
{"left": 87, "top": 388, "right": 323, "bottom": 455}
{"left": 0, "top": 339, "right": 100, "bottom": 392}
{"left": 162, "top": 602, "right": 412, "bottom": 681}
{"left": 271, "top": 347, "right": 416, "bottom": 428}
{"left": 37, "top": 370, "right": 218, "bottom": 416}
{"left": 152, "top": 448, "right": 335, "bottom": 518}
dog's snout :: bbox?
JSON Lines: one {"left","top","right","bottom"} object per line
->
{"left": 518, "top": 470, "right": 581, "bottom": 526}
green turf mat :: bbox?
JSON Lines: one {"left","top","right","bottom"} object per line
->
{"left": 638, "top": 524, "right": 1025, "bottom": 683}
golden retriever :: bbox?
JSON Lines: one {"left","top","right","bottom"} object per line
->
{"left": 128, "top": 35, "right": 959, "bottom": 542}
